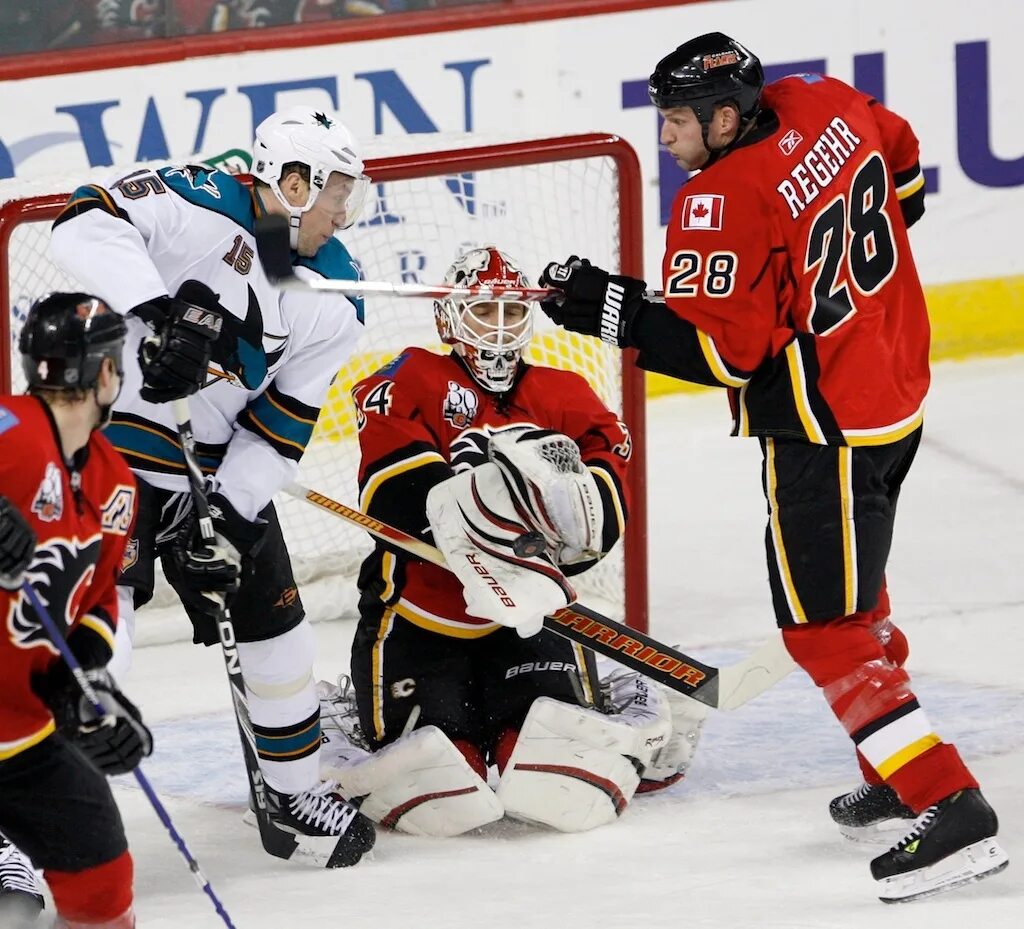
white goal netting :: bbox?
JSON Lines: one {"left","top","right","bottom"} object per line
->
{"left": 1, "top": 133, "right": 646, "bottom": 642}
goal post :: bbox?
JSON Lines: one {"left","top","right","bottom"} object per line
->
{"left": 0, "top": 132, "right": 649, "bottom": 633}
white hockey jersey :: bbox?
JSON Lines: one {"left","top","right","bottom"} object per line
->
{"left": 49, "top": 165, "right": 364, "bottom": 520}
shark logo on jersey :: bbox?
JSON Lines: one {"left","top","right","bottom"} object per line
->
{"left": 163, "top": 165, "right": 222, "bottom": 200}
{"left": 7, "top": 536, "right": 102, "bottom": 653}
{"left": 194, "top": 283, "right": 287, "bottom": 389}
{"left": 31, "top": 462, "right": 64, "bottom": 522}
{"left": 442, "top": 381, "right": 479, "bottom": 429}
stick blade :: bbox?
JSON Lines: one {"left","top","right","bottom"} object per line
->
{"left": 714, "top": 636, "right": 795, "bottom": 710}
{"left": 254, "top": 214, "right": 294, "bottom": 283}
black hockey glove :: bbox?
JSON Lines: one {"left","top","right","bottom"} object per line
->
{"left": 0, "top": 496, "right": 36, "bottom": 591}
{"left": 539, "top": 257, "right": 647, "bottom": 348}
{"left": 47, "top": 668, "right": 153, "bottom": 777}
{"left": 132, "top": 290, "right": 223, "bottom": 404}
{"left": 174, "top": 491, "right": 267, "bottom": 605}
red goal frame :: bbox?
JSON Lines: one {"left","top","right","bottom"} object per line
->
{"left": 0, "top": 132, "right": 649, "bottom": 631}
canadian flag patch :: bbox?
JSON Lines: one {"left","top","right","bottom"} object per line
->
{"left": 682, "top": 194, "right": 725, "bottom": 230}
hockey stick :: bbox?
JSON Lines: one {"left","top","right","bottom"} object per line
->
{"left": 20, "top": 581, "right": 238, "bottom": 929}
{"left": 254, "top": 214, "right": 666, "bottom": 302}
{"left": 283, "top": 482, "right": 794, "bottom": 710}
{"left": 170, "top": 399, "right": 299, "bottom": 864}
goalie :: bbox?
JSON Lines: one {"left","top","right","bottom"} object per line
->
{"left": 322, "top": 247, "right": 707, "bottom": 836}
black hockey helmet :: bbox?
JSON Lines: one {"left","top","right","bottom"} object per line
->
{"left": 19, "top": 292, "right": 126, "bottom": 391}
{"left": 648, "top": 32, "right": 765, "bottom": 126}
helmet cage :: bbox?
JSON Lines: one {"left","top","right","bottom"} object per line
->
{"left": 434, "top": 247, "right": 534, "bottom": 393}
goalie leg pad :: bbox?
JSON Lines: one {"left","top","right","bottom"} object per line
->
{"left": 322, "top": 725, "right": 503, "bottom": 837}
{"left": 496, "top": 695, "right": 670, "bottom": 832}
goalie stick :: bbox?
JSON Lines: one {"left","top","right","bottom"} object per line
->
{"left": 283, "top": 482, "right": 794, "bottom": 710}
{"left": 254, "top": 214, "right": 666, "bottom": 302}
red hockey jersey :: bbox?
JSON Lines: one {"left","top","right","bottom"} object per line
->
{"left": 0, "top": 396, "right": 136, "bottom": 760}
{"left": 352, "top": 349, "right": 631, "bottom": 637}
{"left": 639, "top": 73, "right": 930, "bottom": 445}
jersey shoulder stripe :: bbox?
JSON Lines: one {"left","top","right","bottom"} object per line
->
{"left": 294, "top": 237, "right": 365, "bottom": 323}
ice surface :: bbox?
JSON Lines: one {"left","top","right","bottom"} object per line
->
{"left": 94, "top": 357, "right": 1024, "bottom": 927}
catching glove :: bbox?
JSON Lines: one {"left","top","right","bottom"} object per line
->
{"left": 539, "top": 256, "right": 647, "bottom": 348}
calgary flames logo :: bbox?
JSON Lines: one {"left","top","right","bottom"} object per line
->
{"left": 6, "top": 536, "right": 101, "bottom": 654}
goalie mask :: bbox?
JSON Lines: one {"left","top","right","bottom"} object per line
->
{"left": 252, "top": 105, "right": 370, "bottom": 247}
{"left": 435, "top": 247, "right": 534, "bottom": 393}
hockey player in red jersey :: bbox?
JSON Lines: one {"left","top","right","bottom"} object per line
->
{"left": 539, "top": 33, "right": 1008, "bottom": 902}
{"left": 0, "top": 293, "right": 151, "bottom": 928}
{"left": 318, "top": 246, "right": 705, "bottom": 836}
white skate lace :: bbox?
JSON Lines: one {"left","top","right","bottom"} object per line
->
{"left": 893, "top": 805, "right": 938, "bottom": 850}
{"left": 838, "top": 782, "right": 874, "bottom": 809}
{"left": 0, "top": 839, "right": 41, "bottom": 895}
{"left": 290, "top": 782, "right": 359, "bottom": 835}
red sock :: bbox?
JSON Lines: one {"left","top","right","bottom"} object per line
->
{"left": 47, "top": 851, "right": 134, "bottom": 925}
{"left": 452, "top": 739, "right": 488, "bottom": 780}
{"left": 783, "top": 615, "right": 976, "bottom": 813}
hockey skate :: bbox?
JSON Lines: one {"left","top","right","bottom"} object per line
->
{"left": 871, "top": 788, "right": 1008, "bottom": 903}
{"left": 264, "top": 780, "right": 376, "bottom": 868}
{"left": 0, "top": 835, "right": 44, "bottom": 924}
{"left": 829, "top": 782, "right": 915, "bottom": 844}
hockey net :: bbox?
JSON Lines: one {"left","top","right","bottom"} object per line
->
{"left": 0, "top": 133, "right": 648, "bottom": 636}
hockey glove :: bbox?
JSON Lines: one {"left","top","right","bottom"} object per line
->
{"left": 44, "top": 667, "right": 153, "bottom": 777}
{"left": 174, "top": 490, "right": 267, "bottom": 605}
{"left": 132, "top": 290, "right": 223, "bottom": 404}
{"left": 539, "top": 257, "right": 647, "bottom": 348}
{"left": 0, "top": 496, "right": 36, "bottom": 591}
{"left": 74, "top": 671, "right": 153, "bottom": 776}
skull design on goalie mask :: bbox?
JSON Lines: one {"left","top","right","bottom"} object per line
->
{"left": 434, "top": 247, "right": 534, "bottom": 393}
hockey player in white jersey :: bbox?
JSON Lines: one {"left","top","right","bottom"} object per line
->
{"left": 48, "top": 105, "right": 376, "bottom": 867}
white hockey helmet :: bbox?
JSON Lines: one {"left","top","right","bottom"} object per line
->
{"left": 434, "top": 246, "right": 534, "bottom": 393}
{"left": 252, "top": 105, "right": 370, "bottom": 246}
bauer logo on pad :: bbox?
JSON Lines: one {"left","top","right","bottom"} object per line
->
{"left": 682, "top": 194, "right": 724, "bottom": 231}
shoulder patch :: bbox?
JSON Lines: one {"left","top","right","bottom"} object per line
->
{"left": 0, "top": 404, "right": 19, "bottom": 435}
{"left": 793, "top": 73, "right": 825, "bottom": 84}
{"left": 442, "top": 380, "right": 479, "bottom": 429}
{"left": 100, "top": 484, "right": 136, "bottom": 536}
{"left": 682, "top": 194, "right": 725, "bottom": 230}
